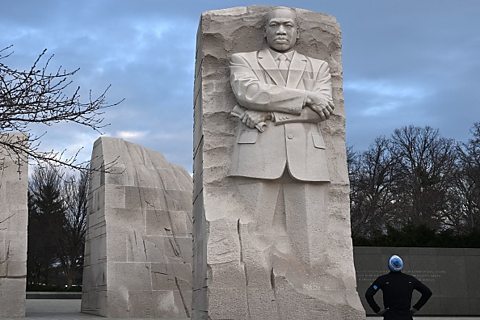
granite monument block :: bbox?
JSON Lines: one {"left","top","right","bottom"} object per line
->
{"left": 193, "top": 6, "right": 365, "bottom": 320}
{"left": 81, "top": 137, "right": 192, "bottom": 318}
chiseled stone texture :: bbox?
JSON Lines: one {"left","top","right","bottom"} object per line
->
{"left": 0, "top": 134, "right": 28, "bottom": 318}
{"left": 193, "top": 6, "right": 365, "bottom": 320}
{"left": 81, "top": 137, "right": 192, "bottom": 318}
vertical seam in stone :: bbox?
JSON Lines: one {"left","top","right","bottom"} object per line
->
{"left": 168, "top": 238, "right": 180, "bottom": 257}
{"left": 175, "top": 276, "right": 191, "bottom": 318}
{"left": 270, "top": 268, "right": 282, "bottom": 319}
{"left": 270, "top": 268, "right": 275, "bottom": 290}
{"left": 237, "top": 219, "right": 251, "bottom": 318}
{"left": 142, "top": 238, "right": 147, "bottom": 260}
{"left": 0, "top": 167, "right": 4, "bottom": 189}
{"left": 156, "top": 170, "right": 185, "bottom": 260}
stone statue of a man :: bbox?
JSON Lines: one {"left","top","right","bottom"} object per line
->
{"left": 229, "top": 6, "right": 335, "bottom": 182}
{"left": 223, "top": 6, "right": 365, "bottom": 319}
{"left": 192, "top": 6, "right": 365, "bottom": 319}
{"left": 228, "top": 6, "right": 334, "bottom": 267}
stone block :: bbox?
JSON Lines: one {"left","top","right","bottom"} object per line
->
{"left": 153, "top": 290, "right": 190, "bottom": 319}
{"left": 105, "top": 290, "right": 129, "bottom": 318}
{"left": 0, "top": 135, "right": 27, "bottom": 318}
{"left": 206, "top": 218, "right": 241, "bottom": 265}
{"left": 106, "top": 231, "right": 127, "bottom": 262}
{"left": 165, "top": 236, "right": 192, "bottom": 263}
{"left": 4, "top": 231, "right": 28, "bottom": 260}
{"left": 146, "top": 209, "right": 192, "bottom": 236}
{"left": 209, "top": 262, "right": 247, "bottom": 289}
{"left": 193, "top": 6, "right": 364, "bottom": 319}
{"left": 208, "top": 287, "right": 248, "bottom": 319}
{"left": 104, "top": 185, "right": 126, "bottom": 209}
{"left": 151, "top": 262, "right": 192, "bottom": 291}
{"left": 107, "top": 208, "right": 145, "bottom": 233}
{"left": 4, "top": 182, "right": 27, "bottom": 211}
{"left": 104, "top": 164, "right": 128, "bottom": 186}
{"left": 6, "top": 260, "right": 27, "bottom": 277}
{"left": 128, "top": 290, "right": 157, "bottom": 318}
{"left": 88, "top": 232, "right": 106, "bottom": 263}
{"left": 0, "top": 209, "right": 27, "bottom": 232}
{"left": 0, "top": 290, "right": 25, "bottom": 318}
{"left": 82, "top": 137, "right": 193, "bottom": 318}
{"left": 126, "top": 233, "right": 168, "bottom": 263}
{"left": 108, "top": 262, "right": 152, "bottom": 291}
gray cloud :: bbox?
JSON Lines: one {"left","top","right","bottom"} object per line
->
{"left": 1, "top": 0, "right": 479, "bottom": 170}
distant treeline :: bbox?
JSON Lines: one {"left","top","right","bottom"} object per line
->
{"left": 349, "top": 123, "right": 480, "bottom": 248}
{"left": 27, "top": 166, "right": 88, "bottom": 291}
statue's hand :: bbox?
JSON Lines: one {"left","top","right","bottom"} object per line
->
{"left": 305, "top": 92, "right": 334, "bottom": 108}
{"left": 305, "top": 93, "right": 334, "bottom": 121}
{"left": 242, "top": 110, "right": 271, "bottom": 129}
{"left": 308, "top": 101, "right": 335, "bottom": 121}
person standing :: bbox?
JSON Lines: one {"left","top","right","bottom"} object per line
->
{"left": 365, "top": 255, "right": 432, "bottom": 320}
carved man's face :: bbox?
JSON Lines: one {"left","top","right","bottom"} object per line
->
{"left": 265, "top": 8, "right": 298, "bottom": 52}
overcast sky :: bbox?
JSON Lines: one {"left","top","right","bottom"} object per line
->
{"left": 2, "top": 0, "right": 479, "bottom": 171}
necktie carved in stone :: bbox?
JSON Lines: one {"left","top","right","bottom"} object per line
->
{"left": 277, "top": 54, "right": 289, "bottom": 82}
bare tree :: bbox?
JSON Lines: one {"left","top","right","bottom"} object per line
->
{"left": 58, "top": 171, "right": 89, "bottom": 288}
{"left": 448, "top": 122, "right": 480, "bottom": 233}
{"left": 0, "top": 45, "right": 121, "bottom": 170}
{"left": 349, "top": 123, "right": 480, "bottom": 245}
{"left": 349, "top": 137, "right": 398, "bottom": 238}
{"left": 27, "top": 165, "right": 65, "bottom": 287}
{"left": 389, "top": 126, "right": 457, "bottom": 230}
{"left": 27, "top": 165, "right": 89, "bottom": 289}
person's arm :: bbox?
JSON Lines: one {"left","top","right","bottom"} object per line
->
{"left": 412, "top": 278, "right": 432, "bottom": 311}
{"left": 229, "top": 53, "right": 307, "bottom": 115}
{"left": 365, "top": 281, "right": 382, "bottom": 314}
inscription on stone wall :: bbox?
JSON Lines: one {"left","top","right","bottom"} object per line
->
{"left": 410, "top": 270, "right": 447, "bottom": 283}
{"left": 356, "top": 270, "right": 447, "bottom": 283}
{"left": 354, "top": 247, "right": 480, "bottom": 316}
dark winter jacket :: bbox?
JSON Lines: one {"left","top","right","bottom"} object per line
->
{"left": 365, "top": 271, "right": 432, "bottom": 320}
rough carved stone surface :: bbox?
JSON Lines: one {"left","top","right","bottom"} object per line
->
{"left": 0, "top": 134, "right": 28, "bottom": 318}
{"left": 193, "top": 6, "right": 365, "bottom": 319}
{"left": 81, "top": 137, "right": 192, "bottom": 318}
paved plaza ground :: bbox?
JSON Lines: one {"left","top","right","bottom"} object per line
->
{"left": 14, "top": 299, "right": 480, "bottom": 320}
{"left": 24, "top": 299, "right": 186, "bottom": 320}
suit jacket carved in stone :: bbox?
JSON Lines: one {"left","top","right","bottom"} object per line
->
{"left": 228, "top": 47, "right": 333, "bottom": 182}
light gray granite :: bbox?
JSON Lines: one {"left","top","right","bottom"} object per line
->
{"left": 0, "top": 134, "right": 28, "bottom": 318}
{"left": 81, "top": 137, "right": 192, "bottom": 318}
{"left": 193, "top": 6, "right": 364, "bottom": 320}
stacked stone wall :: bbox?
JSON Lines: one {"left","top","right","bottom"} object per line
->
{"left": 82, "top": 137, "right": 192, "bottom": 318}
{"left": 0, "top": 135, "right": 28, "bottom": 318}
